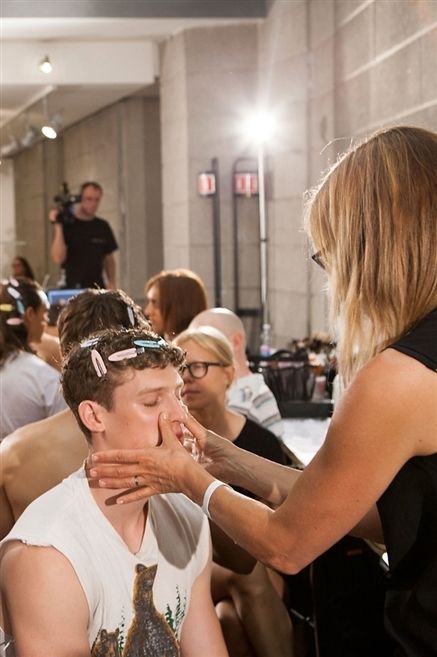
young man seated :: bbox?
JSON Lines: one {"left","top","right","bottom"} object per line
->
{"left": 0, "top": 327, "right": 228, "bottom": 657}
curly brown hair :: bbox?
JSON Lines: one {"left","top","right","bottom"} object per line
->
{"left": 61, "top": 327, "right": 185, "bottom": 441}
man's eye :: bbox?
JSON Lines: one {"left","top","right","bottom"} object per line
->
{"left": 143, "top": 399, "right": 158, "bottom": 407}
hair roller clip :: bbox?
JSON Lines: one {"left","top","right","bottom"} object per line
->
{"left": 127, "top": 305, "right": 135, "bottom": 327}
{"left": 0, "top": 304, "right": 14, "bottom": 312}
{"left": 91, "top": 349, "right": 107, "bottom": 378}
{"left": 16, "top": 300, "right": 25, "bottom": 315}
{"left": 7, "top": 286, "right": 20, "bottom": 300}
{"left": 133, "top": 338, "right": 166, "bottom": 350}
{"left": 108, "top": 347, "right": 138, "bottom": 362}
{"left": 6, "top": 318, "right": 24, "bottom": 326}
{"left": 8, "top": 278, "right": 19, "bottom": 287}
{"left": 80, "top": 337, "right": 100, "bottom": 349}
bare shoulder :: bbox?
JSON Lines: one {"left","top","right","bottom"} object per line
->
{"left": 0, "top": 542, "right": 89, "bottom": 654}
{"left": 333, "top": 348, "right": 437, "bottom": 458}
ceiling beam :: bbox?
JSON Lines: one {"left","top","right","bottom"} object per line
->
{"left": 2, "top": 0, "right": 266, "bottom": 19}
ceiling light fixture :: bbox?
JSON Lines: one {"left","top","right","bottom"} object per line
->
{"left": 0, "top": 135, "right": 20, "bottom": 158}
{"left": 41, "top": 113, "right": 62, "bottom": 140}
{"left": 41, "top": 96, "right": 62, "bottom": 139}
{"left": 20, "top": 113, "right": 39, "bottom": 149}
{"left": 39, "top": 55, "right": 53, "bottom": 74}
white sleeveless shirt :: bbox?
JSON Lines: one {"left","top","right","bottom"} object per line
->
{"left": 1, "top": 468, "right": 210, "bottom": 655}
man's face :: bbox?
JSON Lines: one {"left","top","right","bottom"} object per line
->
{"left": 80, "top": 185, "right": 102, "bottom": 218}
{"left": 96, "top": 364, "right": 187, "bottom": 450}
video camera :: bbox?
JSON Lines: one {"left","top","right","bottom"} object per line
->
{"left": 53, "top": 182, "right": 81, "bottom": 225}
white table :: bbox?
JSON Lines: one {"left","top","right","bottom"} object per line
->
{"left": 280, "top": 418, "right": 329, "bottom": 466}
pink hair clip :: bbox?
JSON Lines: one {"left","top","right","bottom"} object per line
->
{"left": 108, "top": 347, "right": 137, "bottom": 362}
{"left": 91, "top": 349, "right": 108, "bottom": 377}
{"left": 6, "top": 318, "right": 23, "bottom": 326}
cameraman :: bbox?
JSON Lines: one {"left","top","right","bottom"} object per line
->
{"left": 49, "top": 181, "right": 118, "bottom": 289}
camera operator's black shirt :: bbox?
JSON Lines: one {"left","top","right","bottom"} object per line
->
{"left": 62, "top": 216, "right": 118, "bottom": 289}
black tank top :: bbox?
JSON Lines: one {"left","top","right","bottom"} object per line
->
{"left": 377, "top": 308, "right": 437, "bottom": 657}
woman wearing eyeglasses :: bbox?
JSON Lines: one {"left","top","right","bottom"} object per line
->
{"left": 90, "top": 126, "right": 437, "bottom": 656}
{"left": 174, "top": 326, "right": 293, "bottom": 657}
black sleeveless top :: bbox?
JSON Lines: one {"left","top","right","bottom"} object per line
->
{"left": 377, "top": 308, "right": 437, "bottom": 657}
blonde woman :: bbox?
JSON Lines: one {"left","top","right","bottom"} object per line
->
{"left": 89, "top": 126, "right": 437, "bottom": 656}
{"left": 174, "top": 327, "right": 292, "bottom": 657}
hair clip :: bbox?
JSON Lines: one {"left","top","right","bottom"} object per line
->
{"left": 127, "top": 305, "right": 135, "bottom": 326}
{"left": 91, "top": 349, "right": 107, "bottom": 377}
{"left": 16, "top": 300, "right": 25, "bottom": 315}
{"left": 81, "top": 337, "right": 100, "bottom": 349}
{"left": 108, "top": 347, "right": 138, "bottom": 362}
{"left": 7, "top": 286, "right": 20, "bottom": 299}
{"left": 8, "top": 278, "right": 19, "bottom": 287}
{"left": 0, "top": 304, "right": 13, "bottom": 312}
{"left": 133, "top": 338, "right": 166, "bottom": 349}
{"left": 6, "top": 318, "right": 24, "bottom": 326}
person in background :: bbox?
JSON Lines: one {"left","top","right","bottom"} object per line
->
{"left": 10, "top": 256, "right": 35, "bottom": 281}
{"left": 88, "top": 126, "right": 437, "bottom": 656}
{"left": 174, "top": 327, "right": 292, "bottom": 657}
{"left": 189, "top": 307, "right": 283, "bottom": 437}
{"left": 0, "top": 278, "right": 66, "bottom": 440}
{"left": 8, "top": 258, "right": 63, "bottom": 371}
{"left": 145, "top": 268, "right": 208, "bottom": 340}
{"left": 0, "top": 327, "right": 228, "bottom": 657}
{"left": 49, "top": 181, "right": 118, "bottom": 289}
{"left": 0, "top": 288, "right": 148, "bottom": 539}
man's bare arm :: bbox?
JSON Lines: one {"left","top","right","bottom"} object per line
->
{"left": 0, "top": 542, "right": 89, "bottom": 656}
{"left": 0, "top": 460, "right": 15, "bottom": 540}
{"left": 50, "top": 220, "right": 67, "bottom": 265}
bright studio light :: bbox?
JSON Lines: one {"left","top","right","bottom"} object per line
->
{"left": 243, "top": 110, "right": 276, "bottom": 146}
{"left": 39, "top": 56, "right": 53, "bottom": 74}
{"left": 41, "top": 125, "right": 57, "bottom": 139}
{"left": 41, "top": 112, "right": 62, "bottom": 140}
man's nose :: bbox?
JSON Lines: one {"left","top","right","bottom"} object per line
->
{"left": 165, "top": 395, "right": 188, "bottom": 421}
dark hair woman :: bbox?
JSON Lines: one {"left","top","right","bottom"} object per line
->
{"left": 0, "top": 278, "right": 66, "bottom": 439}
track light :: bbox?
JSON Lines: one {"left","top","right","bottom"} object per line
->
{"left": 20, "top": 113, "right": 39, "bottom": 149}
{"left": 39, "top": 55, "right": 53, "bottom": 74}
{"left": 0, "top": 135, "right": 20, "bottom": 158}
{"left": 41, "top": 113, "right": 62, "bottom": 140}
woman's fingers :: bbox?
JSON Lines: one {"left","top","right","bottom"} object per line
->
{"left": 91, "top": 448, "right": 141, "bottom": 465}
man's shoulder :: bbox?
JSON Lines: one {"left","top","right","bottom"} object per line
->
{"left": 1, "top": 471, "right": 83, "bottom": 544}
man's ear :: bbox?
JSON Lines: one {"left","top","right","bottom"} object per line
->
{"left": 23, "top": 306, "right": 35, "bottom": 325}
{"left": 231, "top": 331, "right": 245, "bottom": 353}
{"left": 78, "top": 400, "right": 106, "bottom": 433}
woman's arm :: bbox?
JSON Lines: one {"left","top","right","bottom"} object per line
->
{"left": 90, "top": 350, "right": 437, "bottom": 574}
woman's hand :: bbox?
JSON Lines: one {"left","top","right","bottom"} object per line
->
{"left": 183, "top": 413, "right": 239, "bottom": 482}
{"left": 87, "top": 412, "right": 235, "bottom": 504}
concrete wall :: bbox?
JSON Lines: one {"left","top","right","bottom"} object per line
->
{"left": 159, "top": 24, "right": 259, "bottom": 333}
{"left": 0, "top": 159, "right": 17, "bottom": 280}
{"left": 260, "top": 0, "right": 437, "bottom": 348}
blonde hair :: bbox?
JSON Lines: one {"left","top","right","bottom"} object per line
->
{"left": 174, "top": 326, "right": 234, "bottom": 369}
{"left": 305, "top": 126, "right": 437, "bottom": 383}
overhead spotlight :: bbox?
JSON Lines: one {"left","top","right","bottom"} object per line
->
{"left": 20, "top": 114, "right": 39, "bottom": 149}
{"left": 41, "top": 113, "right": 62, "bottom": 140}
{"left": 39, "top": 55, "right": 53, "bottom": 74}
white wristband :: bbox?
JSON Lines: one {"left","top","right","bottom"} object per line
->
{"left": 201, "top": 480, "right": 228, "bottom": 519}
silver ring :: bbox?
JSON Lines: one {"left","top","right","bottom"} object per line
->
{"left": 134, "top": 475, "right": 140, "bottom": 487}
